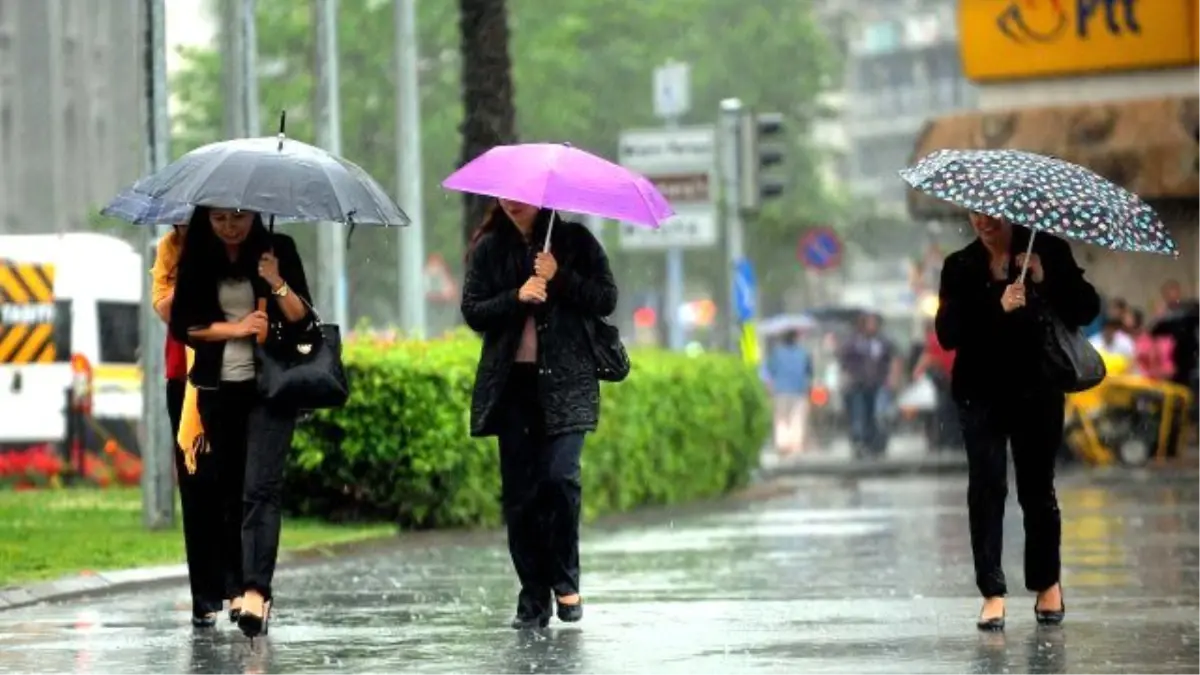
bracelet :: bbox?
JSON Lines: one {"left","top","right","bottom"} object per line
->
{"left": 271, "top": 283, "right": 290, "bottom": 297}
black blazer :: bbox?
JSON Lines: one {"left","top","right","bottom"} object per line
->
{"left": 461, "top": 218, "right": 617, "bottom": 437}
{"left": 935, "top": 229, "right": 1100, "bottom": 405}
{"left": 169, "top": 233, "right": 312, "bottom": 390}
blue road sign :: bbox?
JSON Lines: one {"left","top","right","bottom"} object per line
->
{"left": 733, "top": 258, "right": 757, "bottom": 323}
{"left": 798, "top": 227, "right": 843, "bottom": 271}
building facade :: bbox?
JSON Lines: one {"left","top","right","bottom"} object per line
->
{"left": 0, "top": 0, "right": 146, "bottom": 235}
{"left": 832, "top": 0, "right": 979, "bottom": 217}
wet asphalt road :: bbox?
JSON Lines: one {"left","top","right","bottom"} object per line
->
{"left": 0, "top": 471, "right": 1195, "bottom": 674}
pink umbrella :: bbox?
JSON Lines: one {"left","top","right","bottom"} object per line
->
{"left": 442, "top": 142, "right": 675, "bottom": 252}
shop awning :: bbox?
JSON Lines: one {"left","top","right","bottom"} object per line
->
{"left": 908, "top": 95, "right": 1199, "bottom": 220}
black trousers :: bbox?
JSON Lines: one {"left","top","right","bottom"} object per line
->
{"left": 167, "top": 378, "right": 223, "bottom": 617}
{"left": 958, "top": 390, "right": 1064, "bottom": 598}
{"left": 197, "top": 381, "right": 296, "bottom": 600}
{"left": 496, "top": 364, "right": 586, "bottom": 618}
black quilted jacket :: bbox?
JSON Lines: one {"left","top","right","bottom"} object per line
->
{"left": 461, "top": 217, "right": 618, "bottom": 437}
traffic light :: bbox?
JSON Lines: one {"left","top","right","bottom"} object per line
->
{"left": 738, "top": 111, "right": 786, "bottom": 212}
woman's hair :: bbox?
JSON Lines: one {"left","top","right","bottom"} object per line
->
{"left": 177, "top": 206, "right": 272, "bottom": 288}
{"left": 464, "top": 200, "right": 554, "bottom": 260}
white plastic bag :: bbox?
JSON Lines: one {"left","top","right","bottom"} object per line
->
{"left": 897, "top": 376, "right": 938, "bottom": 412}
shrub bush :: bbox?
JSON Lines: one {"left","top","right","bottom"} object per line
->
{"left": 287, "top": 333, "right": 770, "bottom": 528}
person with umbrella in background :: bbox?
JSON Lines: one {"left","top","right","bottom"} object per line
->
{"left": 902, "top": 148, "right": 1176, "bottom": 631}
{"left": 445, "top": 142, "right": 669, "bottom": 629}
{"left": 763, "top": 328, "right": 814, "bottom": 456}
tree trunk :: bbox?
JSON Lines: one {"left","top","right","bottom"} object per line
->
{"left": 457, "top": 0, "right": 517, "bottom": 244}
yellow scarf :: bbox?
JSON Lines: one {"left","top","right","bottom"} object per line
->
{"left": 151, "top": 232, "right": 208, "bottom": 474}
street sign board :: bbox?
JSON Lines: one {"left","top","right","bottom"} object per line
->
{"left": 798, "top": 227, "right": 843, "bottom": 271}
{"left": 617, "top": 126, "right": 717, "bottom": 250}
{"left": 653, "top": 61, "right": 690, "bottom": 120}
{"left": 733, "top": 257, "right": 757, "bottom": 322}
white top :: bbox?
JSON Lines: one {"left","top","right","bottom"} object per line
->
{"left": 218, "top": 279, "right": 257, "bottom": 382}
{"left": 1089, "top": 331, "right": 1135, "bottom": 359}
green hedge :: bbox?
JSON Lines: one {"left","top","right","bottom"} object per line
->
{"left": 286, "top": 333, "right": 770, "bottom": 528}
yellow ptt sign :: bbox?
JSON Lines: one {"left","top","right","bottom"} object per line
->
{"left": 0, "top": 260, "right": 58, "bottom": 364}
{"left": 958, "top": 0, "right": 1199, "bottom": 81}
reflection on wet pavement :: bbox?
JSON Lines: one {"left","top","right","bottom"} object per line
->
{"left": 0, "top": 473, "right": 1195, "bottom": 673}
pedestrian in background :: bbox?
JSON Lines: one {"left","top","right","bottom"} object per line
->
{"left": 936, "top": 212, "right": 1099, "bottom": 631}
{"left": 764, "top": 329, "right": 813, "bottom": 455}
{"left": 461, "top": 198, "right": 618, "bottom": 629}
{"left": 151, "top": 221, "right": 224, "bottom": 628}
{"left": 170, "top": 206, "right": 313, "bottom": 638}
{"left": 837, "top": 313, "right": 894, "bottom": 457}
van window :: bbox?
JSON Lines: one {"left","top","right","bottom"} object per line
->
{"left": 51, "top": 300, "right": 71, "bottom": 362}
{"left": 97, "top": 301, "right": 140, "bottom": 364}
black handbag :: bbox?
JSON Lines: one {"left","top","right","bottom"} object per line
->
{"left": 583, "top": 316, "right": 631, "bottom": 383}
{"left": 257, "top": 306, "right": 350, "bottom": 411}
{"left": 1038, "top": 309, "right": 1106, "bottom": 393}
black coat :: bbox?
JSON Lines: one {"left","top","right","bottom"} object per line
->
{"left": 170, "top": 233, "right": 312, "bottom": 390}
{"left": 461, "top": 218, "right": 617, "bottom": 437}
{"left": 935, "top": 229, "right": 1100, "bottom": 405}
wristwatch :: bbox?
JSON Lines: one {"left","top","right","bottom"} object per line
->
{"left": 271, "top": 282, "right": 290, "bottom": 297}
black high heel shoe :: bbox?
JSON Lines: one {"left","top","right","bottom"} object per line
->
{"left": 191, "top": 612, "right": 218, "bottom": 629}
{"left": 976, "top": 599, "right": 1005, "bottom": 632}
{"left": 555, "top": 595, "right": 583, "bottom": 623}
{"left": 1035, "top": 588, "right": 1066, "bottom": 626}
{"left": 237, "top": 599, "right": 272, "bottom": 638}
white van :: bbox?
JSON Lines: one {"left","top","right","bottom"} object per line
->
{"left": 0, "top": 233, "right": 143, "bottom": 451}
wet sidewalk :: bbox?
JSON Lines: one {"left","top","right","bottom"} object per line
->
{"left": 0, "top": 471, "right": 1194, "bottom": 674}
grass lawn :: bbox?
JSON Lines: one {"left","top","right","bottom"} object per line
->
{"left": 0, "top": 488, "right": 395, "bottom": 586}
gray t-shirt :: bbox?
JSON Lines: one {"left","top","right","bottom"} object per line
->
{"left": 218, "top": 279, "right": 256, "bottom": 382}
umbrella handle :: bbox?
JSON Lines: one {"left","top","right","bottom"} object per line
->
{"left": 1016, "top": 230, "right": 1036, "bottom": 285}
{"left": 542, "top": 210, "right": 557, "bottom": 254}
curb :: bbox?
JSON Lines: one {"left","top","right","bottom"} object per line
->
{"left": 759, "top": 455, "right": 970, "bottom": 479}
{"left": 0, "top": 477, "right": 803, "bottom": 613}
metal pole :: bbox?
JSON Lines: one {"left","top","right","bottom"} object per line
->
{"left": 663, "top": 114, "right": 685, "bottom": 351}
{"left": 314, "top": 0, "right": 348, "bottom": 327}
{"left": 720, "top": 98, "right": 745, "bottom": 352}
{"left": 242, "top": 0, "right": 261, "bottom": 136}
{"left": 219, "top": 0, "right": 247, "bottom": 138}
{"left": 139, "top": 0, "right": 175, "bottom": 530}
{"left": 395, "top": 0, "right": 427, "bottom": 337}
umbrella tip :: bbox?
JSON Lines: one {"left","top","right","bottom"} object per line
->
{"left": 562, "top": 141, "right": 573, "bottom": 148}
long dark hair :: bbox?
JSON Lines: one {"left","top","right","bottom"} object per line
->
{"left": 177, "top": 205, "right": 272, "bottom": 289}
{"left": 465, "top": 200, "right": 553, "bottom": 261}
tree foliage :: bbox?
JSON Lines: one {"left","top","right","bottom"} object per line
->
{"left": 168, "top": 0, "right": 840, "bottom": 325}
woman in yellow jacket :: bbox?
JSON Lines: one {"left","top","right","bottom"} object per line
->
{"left": 152, "top": 224, "right": 228, "bottom": 628}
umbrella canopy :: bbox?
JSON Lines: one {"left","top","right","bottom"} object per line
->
{"left": 900, "top": 148, "right": 1176, "bottom": 256}
{"left": 99, "top": 188, "right": 307, "bottom": 227}
{"left": 759, "top": 314, "right": 817, "bottom": 337}
{"left": 99, "top": 189, "right": 193, "bottom": 226}
{"left": 129, "top": 136, "right": 409, "bottom": 226}
{"left": 442, "top": 143, "right": 674, "bottom": 228}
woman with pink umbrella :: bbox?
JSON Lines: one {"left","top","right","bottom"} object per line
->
{"left": 446, "top": 142, "right": 671, "bottom": 629}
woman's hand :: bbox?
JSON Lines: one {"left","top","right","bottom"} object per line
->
{"left": 1015, "top": 252, "right": 1044, "bottom": 283}
{"left": 1000, "top": 283, "right": 1026, "bottom": 313}
{"left": 518, "top": 276, "right": 547, "bottom": 304}
{"left": 258, "top": 252, "right": 284, "bottom": 290}
{"left": 534, "top": 252, "right": 558, "bottom": 281}
{"left": 236, "top": 310, "right": 269, "bottom": 337}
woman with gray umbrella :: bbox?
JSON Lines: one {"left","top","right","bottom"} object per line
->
{"left": 170, "top": 206, "right": 312, "bottom": 638}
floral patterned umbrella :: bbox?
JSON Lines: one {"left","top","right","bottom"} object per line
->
{"left": 899, "top": 148, "right": 1177, "bottom": 257}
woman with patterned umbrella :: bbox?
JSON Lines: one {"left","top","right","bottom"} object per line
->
{"left": 900, "top": 148, "right": 1175, "bottom": 632}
